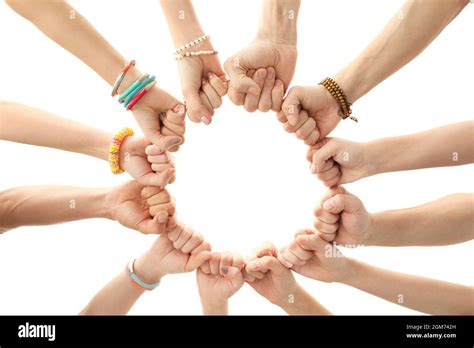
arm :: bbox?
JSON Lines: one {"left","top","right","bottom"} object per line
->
{"left": 335, "top": 0, "right": 469, "bottom": 103}
{"left": 312, "top": 187, "right": 474, "bottom": 247}
{"left": 81, "top": 226, "right": 212, "bottom": 315}
{"left": 5, "top": 0, "right": 184, "bottom": 150}
{"left": 245, "top": 242, "right": 331, "bottom": 315}
{"left": 0, "top": 186, "right": 109, "bottom": 230}
{"left": 308, "top": 121, "right": 474, "bottom": 187}
{"left": 0, "top": 101, "right": 176, "bottom": 187}
{"left": 368, "top": 193, "right": 474, "bottom": 247}
{"left": 342, "top": 258, "right": 474, "bottom": 315}
{"left": 0, "top": 181, "right": 175, "bottom": 234}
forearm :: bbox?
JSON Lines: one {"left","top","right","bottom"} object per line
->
{"left": 0, "top": 186, "right": 110, "bottom": 230}
{"left": 160, "top": 0, "right": 206, "bottom": 47}
{"left": 368, "top": 121, "right": 474, "bottom": 175}
{"left": 335, "top": 0, "right": 469, "bottom": 102}
{"left": 366, "top": 193, "right": 474, "bottom": 247}
{"left": 0, "top": 101, "right": 111, "bottom": 160}
{"left": 342, "top": 259, "right": 474, "bottom": 315}
{"left": 80, "top": 271, "right": 144, "bottom": 315}
{"left": 6, "top": 0, "right": 141, "bottom": 90}
{"left": 257, "top": 0, "right": 300, "bottom": 45}
{"left": 200, "top": 299, "right": 228, "bottom": 315}
{"left": 278, "top": 285, "right": 331, "bottom": 315}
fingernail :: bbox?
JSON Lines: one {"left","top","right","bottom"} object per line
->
{"left": 201, "top": 116, "right": 211, "bottom": 125}
{"left": 171, "top": 137, "right": 182, "bottom": 145}
{"left": 202, "top": 78, "right": 207, "bottom": 85}
{"left": 266, "top": 68, "right": 275, "bottom": 79}
{"left": 248, "top": 87, "right": 260, "bottom": 95}
{"left": 157, "top": 212, "right": 168, "bottom": 223}
{"left": 208, "top": 72, "right": 215, "bottom": 80}
{"left": 323, "top": 199, "right": 334, "bottom": 211}
{"left": 284, "top": 260, "right": 293, "bottom": 268}
{"left": 174, "top": 104, "right": 185, "bottom": 114}
{"left": 311, "top": 164, "right": 317, "bottom": 174}
{"left": 300, "top": 236, "right": 310, "bottom": 244}
{"left": 221, "top": 266, "right": 229, "bottom": 275}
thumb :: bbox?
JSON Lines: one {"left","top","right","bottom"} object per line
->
{"left": 221, "top": 265, "right": 242, "bottom": 279}
{"left": 311, "top": 138, "right": 340, "bottom": 173}
{"left": 282, "top": 86, "right": 304, "bottom": 126}
{"left": 322, "top": 192, "right": 363, "bottom": 215}
{"left": 224, "top": 57, "right": 260, "bottom": 96}
{"left": 296, "top": 234, "right": 328, "bottom": 253}
{"left": 187, "top": 251, "right": 212, "bottom": 271}
{"left": 183, "top": 87, "right": 212, "bottom": 124}
{"left": 252, "top": 256, "right": 284, "bottom": 274}
{"left": 148, "top": 133, "right": 181, "bottom": 153}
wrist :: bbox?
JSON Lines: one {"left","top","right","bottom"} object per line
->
{"left": 201, "top": 298, "right": 228, "bottom": 315}
{"left": 275, "top": 284, "right": 304, "bottom": 311}
{"left": 134, "top": 254, "right": 165, "bottom": 285}
{"left": 92, "top": 188, "right": 114, "bottom": 220}
{"left": 337, "top": 257, "right": 362, "bottom": 287}
{"left": 257, "top": 0, "right": 300, "bottom": 45}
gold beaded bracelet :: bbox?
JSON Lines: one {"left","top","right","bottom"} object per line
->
{"left": 109, "top": 127, "right": 134, "bottom": 174}
{"left": 319, "top": 77, "right": 358, "bottom": 123}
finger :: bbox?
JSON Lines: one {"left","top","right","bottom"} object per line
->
{"left": 191, "top": 241, "right": 212, "bottom": 255}
{"left": 141, "top": 185, "right": 162, "bottom": 199}
{"left": 277, "top": 253, "right": 293, "bottom": 269}
{"left": 183, "top": 87, "right": 212, "bottom": 124}
{"left": 166, "top": 103, "right": 187, "bottom": 124}
{"left": 222, "top": 266, "right": 243, "bottom": 281}
{"left": 312, "top": 138, "right": 340, "bottom": 173}
{"left": 244, "top": 68, "right": 266, "bottom": 112}
{"left": 256, "top": 241, "right": 278, "bottom": 258}
{"left": 173, "top": 225, "right": 193, "bottom": 250}
{"left": 304, "top": 129, "right": 319, "bottom": 146}
{"left": 151, "top": 163, "right": 174, "bottom": 173}
{"left": 228, "top": 86, "right": 245, "bottom": 106}
{"left": 209, "top": 252, "right": 221, "bottom": 275}
{"left": 323, "top": 192, "right": 362, "bottom": 215}
{"left": 282, "top": 86, "right": 304, "bottom": 126}
{"left": 208, "top": 72, "right": 228, "bottom": 97}
{"left": 167, "top": 222, "right": 184, "bottom": 242}
{"left": 287, "top": 239, "right": 314, "bottom": 261}
{"left": 296, "top": 234, "right": 329, "bottom": 253}
{"left": 147, "top": 153, "right": 171, "bottom": 164}
{"left": 314, "top": 218, "right": 338, "bottom": 235}
{"left": 279, "top": 246, "right": 306, "bottom": 266}
{"left": 283, "top": 109, "right": 308, "bottom": 133}
{"left": 252, "top": 256, "right": 285, "bottom": 273}
{"left": 201, "top": 78, "right": 222, "bottom": 109}
{"left": 243, "top": 269, "right": 256, "bottom": 283}
{"left": 149, "top": 200, "right": 175, "bottom": 217}
{"left": 271, "top": 79, "right": 284, "bottom": 112}
{"left": 181, "top": 232, "right": 204, "bottom": 254}
{"left": 224, "top": 57, "right": 261, "bottom": 95}
{"left": 232, "top": 253, "right": 245, "bottom": 270}
{"left": 187, "top": 251, "right": 212, "bottom": 271}
{"left": 295, "top": 118, "right": 316, "bottom": 140}
{"left": 200, "top": 260, "right": 211, "bottom": 274}
{"left": 219, "top": 251, "right": 234, "bottom": 276}
{"left": 314, "top": 200, "right": 340, "bottom": 224}
{"left": 258, "top": 67, "right": 275, "bottom": 112}
{"left": 276, "top": 110, "right": 287, "bottom": 124}
{"left": 137, "top": 168, "right": 175, "bottom": 188}
{"left": 161, "top": 114, "right": 185, "bottom": 137}
{"left": 316, "top": 165, "right": 341, "bottom": 187}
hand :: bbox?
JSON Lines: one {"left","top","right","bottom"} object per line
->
{"left": 314, "top": 186, "right": 371, "bottom": 246}
{"left": 224, "top": 39, "right": 296, "bottom": 112}
{"left": 134, "top": 224, "right": 212, "bottom": 284}
{"left": 277, "top": 85, "right": 341, "bottom": 146}
{"left": 196, "top": 251, "right": 245, "bottom": 313}
{"left": 307, "top": 138, "right": 372, "bottom": 186}
{"left": 106, "top": 181, "right": 176, "bottom": 234}
{"left": 279, "top": 230, "right": 351, "bottom": 283}
{"left": 244, "top": 242, "right": 300, "bottom": 306}
{"left": 178, "top": 41, "right": 228, "bottom": 125}
{"left": 131, "top": 83, "right": 186, "bottom": 152}
{"left": 120, "top": 135, "right": 175, "bottom": 188}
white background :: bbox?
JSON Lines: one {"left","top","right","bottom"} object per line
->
{"left": 0, "top": 0, "right": 473, "bottom": 315}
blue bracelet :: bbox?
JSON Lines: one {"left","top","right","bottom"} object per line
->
{"left": 124, "top": 75, "right": 156, "bottom": 107}
{"left": 127, "top": 259, "right": 161, "bottom": 291}
{"left": 118, "top": 73, "right": 150, "bottom": 103}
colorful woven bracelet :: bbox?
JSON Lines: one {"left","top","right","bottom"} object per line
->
{"left": 123, "top": 75, "right": 156, "bottom": 107}
{"left": 108, "top": 127, "right": 134, "bottom": 174}
{"left": 126, "top": 259, "right": 161, "bottom": 291}
{"left": 319, "top": 77, "right": 358, "bottom": 123}
{"left": 111, "top": 60, "right": 136, "bottom": 97}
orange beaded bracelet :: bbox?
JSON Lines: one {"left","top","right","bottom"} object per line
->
{"left": 108, "top": 127, "right": 134, "bottom": 174}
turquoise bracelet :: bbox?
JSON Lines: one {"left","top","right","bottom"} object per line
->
{"left": 127, "top": 259, "right": 161, "bottom": 291}
{"left": 118, "top": 73, "right": 150, "bottom": 103}
{"left": 124, "top": 75, "right": 156, "bottom": 107}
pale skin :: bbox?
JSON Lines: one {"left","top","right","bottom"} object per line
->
{"left": 80, "top": 224, "right": 211, "bottom": 315}
{"left": 300, "top": 186, "right": 474, "bottom": 247}
{"left": 224, "top": 0, "right": 299, "bottom": 113}
{"left": 307, "top": 121, "right": 474, "bottom": 187}
{"left": 0, "top": 180, "right": 176, "bottom": 235}
{"left": 277, "top": 0, "right": 469, "bottom": 145}
{"left": 280, "top": 232, "right": 474, "bottom": 315}
{"left": 5, "top": 0, "right": 185, "bottom": 152}
{"left": 196, "top": 251, "right": 245, "bottom": 315}
{"left": 160, "top": 0, "right": 228, "bottom": 125}
{"left": 0, "top": 101, "right": 180, "bottom": 187}
{"left": 245, "top": 242, "right": 331, "bottom": 315}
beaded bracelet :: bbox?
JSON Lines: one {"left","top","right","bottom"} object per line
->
{"left": 111, "top": 60, "right": 135, "bottom": 97}
{"left": 126, "top": 259, "right": 161, "bottom": 291}
{"left": 109, "top": 127, "right": 134, "bottom": 174}
{"left": 175, "top": 34, "right": 210, "bottom": 54}
{"left": 319, "top": 77, "right": 358, "bottom": 123}
{"left": 175, "top": 50, "right": 218, "bottom": 60}
{"left": 174, "top": 34, "right": 217, "bottom": 60}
